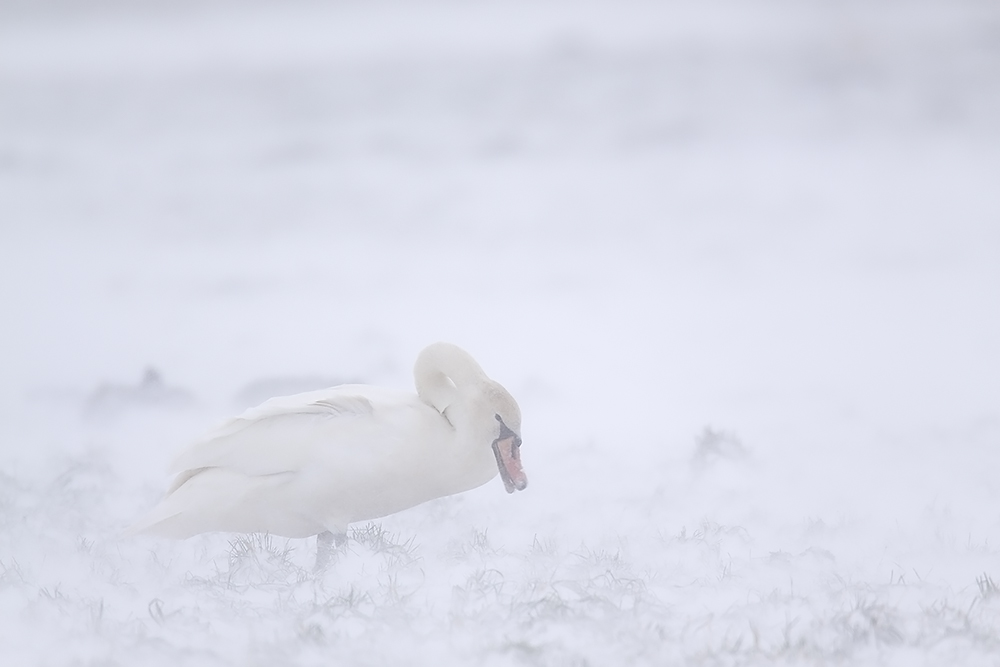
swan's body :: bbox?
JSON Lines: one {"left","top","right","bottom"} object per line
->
{"left": 131, "top": 343, "right": 527, "bottom": 541}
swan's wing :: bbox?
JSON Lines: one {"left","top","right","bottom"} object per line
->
{"left": 169, "top": 386, "right": 389, "bottom": 477}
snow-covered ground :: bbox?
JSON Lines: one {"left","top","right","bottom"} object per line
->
{"left": 2, "top": 0, "right": 999, "bottom": 664}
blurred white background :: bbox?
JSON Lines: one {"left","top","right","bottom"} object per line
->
{"left": 1, "top": 1, "right": 999, "bottom": 664}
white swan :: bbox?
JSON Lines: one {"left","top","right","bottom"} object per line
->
{"left": 130, "top": 343, "right": 527, "bottom": 561}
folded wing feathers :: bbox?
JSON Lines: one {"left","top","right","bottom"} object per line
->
{"left": 309, "top": 396, "right": 374, "bottom": 418}
{"left": 170, "top": 392, "right": 375, "bottom": 475}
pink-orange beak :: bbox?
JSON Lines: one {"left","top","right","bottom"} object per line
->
{"left": 492, "top": 435, "right": 527, "bottom": 493}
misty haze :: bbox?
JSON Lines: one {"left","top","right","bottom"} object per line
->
{"left": 1, "top": 0, "right": 999, "bottom": 665}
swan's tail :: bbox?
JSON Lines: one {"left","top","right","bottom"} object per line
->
{"left": 123, "top": 467, "right": 300, "bottom": 539}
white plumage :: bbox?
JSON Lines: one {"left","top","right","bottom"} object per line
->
{"left": 131, "top": 343, "right": 527, "bottom": 543}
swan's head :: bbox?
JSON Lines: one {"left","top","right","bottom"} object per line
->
{"left": 485, "top": 385, "right": 527, "bottom": 494}
{"left": 414, "top": 342, "right": 528, "bottom": 494}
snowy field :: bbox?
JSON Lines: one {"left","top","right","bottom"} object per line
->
{"left": 2, "top": 0, "right": 1000, "bottom": 664}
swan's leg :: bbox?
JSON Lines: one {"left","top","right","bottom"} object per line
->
{"left": 315, "top": 530, "right": 347, "bottom": 571}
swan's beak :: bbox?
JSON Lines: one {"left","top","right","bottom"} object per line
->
{"left": 492, "top": 436, "right": 527, "bottom": 493}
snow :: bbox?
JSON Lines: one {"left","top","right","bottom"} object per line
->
{"left": 1, "top": 0, "right": 999, "bottom": 664}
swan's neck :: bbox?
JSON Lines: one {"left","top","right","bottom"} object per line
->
{"left": 413, "top": 343, "right": 487, "bottom": 417}
{"left": 413, "top": 343, "right": 507, "bottom": 493}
